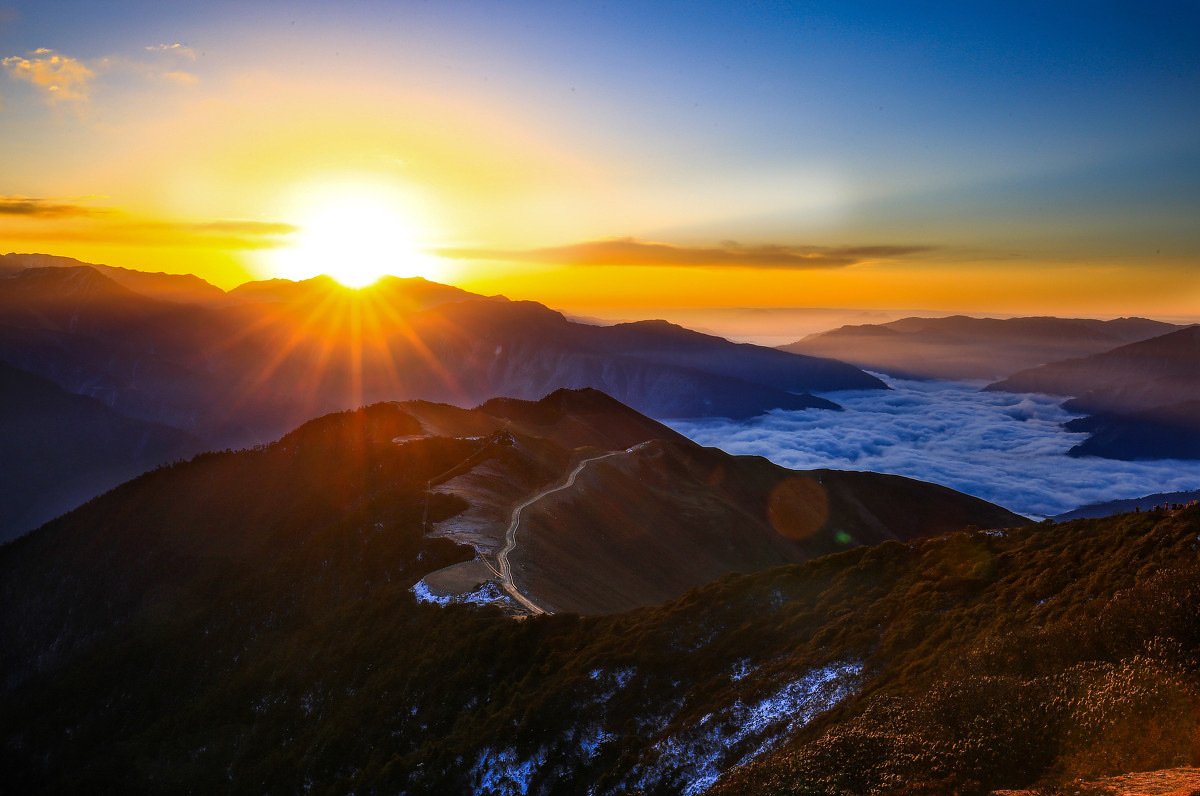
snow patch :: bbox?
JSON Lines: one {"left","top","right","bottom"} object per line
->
{"left": 643, "top": 660, "right": 863, "bottom": 795}
{"left": 411, "top": 578, "right": 507, "bottom": 608}
{"left": 576, "top": 724, "right": 614, "bottom": 758}
{"left": 728, "top": 659, "right": 755, "bottom": 681}
{"left": 475, "top": 746, "right": 547, "bottom": 795}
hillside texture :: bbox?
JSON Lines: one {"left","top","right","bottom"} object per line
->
{"left": 2, "top": 391, "right": 1196, "bottom": 794}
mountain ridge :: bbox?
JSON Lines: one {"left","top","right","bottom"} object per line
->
{"left": 986, "top": 326, "right": 1200, "bottom": 460}
{"left": 781, "top": 314, "right": 1182, "bottom": 381}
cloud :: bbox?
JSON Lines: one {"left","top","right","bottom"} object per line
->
{"left": 437, "top": 237, "right": 932, "bottom": 270}
{"left": 2, "top": 49, "right": 94, "bottom": 103}
{"left": 0, "top": 196, "right": 297, "bottom": 249}
{"left": 0, "top": 195, "right": 110, "bottom": 218}
{"left": 3, "top": 44, "right": 200, "bottom": 105}
{"left": 667, "top": 376, "right": 1200, "bottom": 517}
{"left": 145, "top": 43, "right": 196, "bottom": 60}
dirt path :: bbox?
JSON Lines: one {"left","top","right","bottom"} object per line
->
{"left": 494, "top": 446, "right": 643, "bottom": 615}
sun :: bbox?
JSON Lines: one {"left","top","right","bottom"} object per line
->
{"left": 268, "top": 180, "right": 439, "bottom": 288}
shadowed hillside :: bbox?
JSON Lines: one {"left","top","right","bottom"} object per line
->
{"left": 0, "top": 257, "right": 886, "bottom": 540}
{"left": 988, "top": 326, "right": 1200, "bottom": 461}
{"left": 2, "top": 432, "right": 1196, "bottom": 794}
{"left": 0, "top": 360, "right": 204, "bottom": 541}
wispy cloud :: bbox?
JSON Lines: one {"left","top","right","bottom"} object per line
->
{"left": 2, "top": 49, "right": 94, "bottom": 103}
{"left": 3, "top": 43, "right": 200, "bottom": 105}
{"left": 143, "top": 43, "right": 198, "bottom": 85}
{"left": 0, "top": 195, "right": 113, "bottom": 217}
{"left": 145, "top": 43, "right": 196, "bottom": 61}
{"left": 437, "top": 237, "right": 933, "bottom": 270}
{"left": 0, "top": 195, "right": 296, "bottom": 249}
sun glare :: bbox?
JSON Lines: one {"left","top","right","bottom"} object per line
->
{"left": 269, "top": 180, "right": 438, "bottom": 288}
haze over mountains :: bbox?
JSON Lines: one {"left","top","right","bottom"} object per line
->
{"left": 988, "top": 326, "right": 1200, "bottom": 461}
{"left": 0, "top": 254, "right": 883, "bottom": 541}
{"left": 0, "top": 360, "right": 204, "bottom": 536}
{"left": 782, "top": 315, "right": 1182, "bottom": 381}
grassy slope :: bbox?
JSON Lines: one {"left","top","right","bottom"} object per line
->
{"left": 4, "top": 501, "right": 1199, "bottom": 793}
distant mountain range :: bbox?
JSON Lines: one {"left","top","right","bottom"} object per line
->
{"left": 780, "top": 314, "right": 1180, "bottom": 381}
{"left": 987, "top": 326, "right": 1200, "bottom": 460}
{"left": 2, "top": 385, "right": 1195, "bottom": 793}
{"left": 1053, "top": 488, "right": 1200, "bottom": 520}
{"left": 0, "top": 254, "right": 885, "bottom": 541}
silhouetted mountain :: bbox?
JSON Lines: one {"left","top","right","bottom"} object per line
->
{"left": 986, "top": 326, "right": 1200, "bottom": 460}
{"left": 0, "top": 259, "right": 890, "bottom": 539}
{"left": 0, "top": 252, "right": 231, "bottom": 307}
{"left": 1065, "top": 400, "right": 1200, "bottom": 460}
{"left": 587, "top": 318, "right": 884, "bottom": 392}
{"left": 1, "top": 261, "right": 879, "bottom": 443}
{"left": 230, "top": 273, "right": 501, "bottom": 311}
{"left": 782, "top": 315, "right": 1180, "bottom": 381}
{"left": 987, "top": 326, "right": 1200, "bottom": 412}
{"left": 398, "top": 299, "right": 853, "bottom": 419}
{"left": 0, "top": 359, "right": 203, "bottom": 542}
{"left": 1, "top": 388, "right": 1195, "bottom": 794}
{"left": 1053, "top": 488, "right": 1200, "bottom": 520}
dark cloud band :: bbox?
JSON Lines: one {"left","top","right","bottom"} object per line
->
{"left": 437, "top": 237, "right": 933, "bottom": 270}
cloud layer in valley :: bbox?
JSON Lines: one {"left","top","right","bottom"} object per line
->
{"left": 668, "top": 377, "right": 1200, "bottom": 517}
{"left": 438, "top": 237, "right": 932, "bottom": 270}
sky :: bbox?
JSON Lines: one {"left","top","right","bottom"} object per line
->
{"left": 1, "top": 1, "right": 1198, "bottom": 317}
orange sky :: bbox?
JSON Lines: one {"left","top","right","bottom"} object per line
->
{"left": 2, "top": 3, "right": 1198, "bottom": 319}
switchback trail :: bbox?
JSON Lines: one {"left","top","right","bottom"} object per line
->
{"left": 493, "top": 445, "right": 646, "bottom": 615}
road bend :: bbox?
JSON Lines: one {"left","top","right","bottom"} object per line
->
{"left": 495, "top": 445, "right": 646, "bottom": 615}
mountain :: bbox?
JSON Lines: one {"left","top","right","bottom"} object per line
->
{"left": 0, "top": 389, "right": 1021, "bottom": 646}
{"left": 0, "top": 260, "right": 882, "bottom": 444}
{"left": 1, "top": 390, "right": 1195, "bottom": 794}
{"left": 584, "top": 318, "right": 883, "bottom": 393}
{"left": 1053, "top": 488, "right": 1200, "bottom": 520}
{"left": 230, "top": 272, "right": 500, "bottom": 311}
{"left": 395, "top": 299, "right": 861, "bottom": 418}
{"left": 1, "top": 252, "right": 232, "bottom": 307}
{"left": 1064, "top": 400, "right": 1200, "bottom": 460}
{"left": 0, "top": 258, "right": 889, "bottom": 540}
{"left": 986, "top": 326, "right": 1200, "bottom": 460}
{"left": 409, "top": 388, "right": 1019, "bottom": 614}
{"left": 987, "top": 326, "right": 1200, "bottom": 413}
{"left": 781, "top": 315, "right": 1180, "bottom": 381}
{"left": 0, "top": 359, "right": 204, "bottom": 542}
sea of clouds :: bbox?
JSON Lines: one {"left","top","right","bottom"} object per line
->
{"left": 667, "top": 377, "right": 1200, "bottom": 518}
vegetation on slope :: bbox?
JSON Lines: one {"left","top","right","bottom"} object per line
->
{"left": 4, "top": 445, "right": 1199, "bottom": 796}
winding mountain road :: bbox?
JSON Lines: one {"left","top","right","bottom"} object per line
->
{"left": 493, "top": 445, "right": 647, "bottom": 615}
